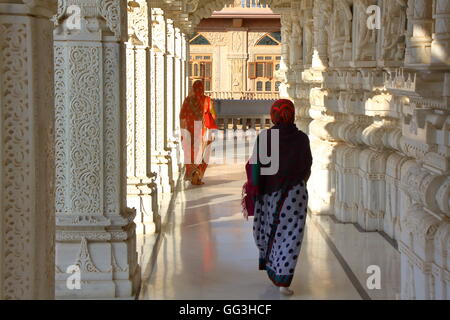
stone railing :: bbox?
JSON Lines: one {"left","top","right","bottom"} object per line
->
{"left": 209, "top": 114, "right": 271, "bottom": 165}
{"left": 215, "top": 114, "right": 271, "bottom": 131}
{"left": 205, "top": 91, "right": 279, "bottom": 100}
{"left": 225, "top": 0, "right": 268, "bottom": 8}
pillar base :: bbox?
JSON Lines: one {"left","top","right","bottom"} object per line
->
{"left": 55, "top": 210, "right": 140, "bottom": 299}
{"left": 152, "top": 152, "right": 174, "bottom": 194}
{"left": 127, "top": 178, "right": 158, "bottom": 236}
{"left": 168, "top": 138, "right": 182, "bottom": 186}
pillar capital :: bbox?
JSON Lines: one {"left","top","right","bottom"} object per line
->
{"left": 128, "top": 0, "right": 150, "bottom": 47}
{"left": 53, "top": 0, "right": 127, "bottom": 41}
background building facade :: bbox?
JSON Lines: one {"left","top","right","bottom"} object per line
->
{"left": 189, "top": 1, "right": 282, "bottom": 101}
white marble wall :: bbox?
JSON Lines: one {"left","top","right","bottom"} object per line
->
{"left": 271, "top": 0, "right": 449, "bottom": 300}
{"left": 0, "top": 0, "right": 56, "bottom": 300}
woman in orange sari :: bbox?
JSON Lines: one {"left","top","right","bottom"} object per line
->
{"left": 180, "top": 80, "right": 217, "bottom": 185}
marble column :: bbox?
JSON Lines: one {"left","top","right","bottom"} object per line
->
{"left": 287, "top": 2, "right": 333, "bottom": 214}
{"left": 126, "top": 0, "right": 158, "bottom": 236}
{"left": 279, "top": 12, "right": 290, "bottom": 68}
{"left": 53, "top": 0, "right": 140, "bottom": 299}
{"left": 179, "top": 31, "right": 189, "bottom": 175}
{"left": 171, "top": 27, "right": 184, "bottom": 179}
{"left": 150, "top": 7, "right": 172, "bottom": 194}
{"left": 182, "top": 32, "right": 189, "bottom": 105}
{"left": 166, "top": 19, "right": 178, "bottom": 188}
{"left": 0, "top": 0, "right": 56, "bottom": 300}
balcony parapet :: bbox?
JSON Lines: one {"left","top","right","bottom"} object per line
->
{"left": 205, "top": 91, "right": 280, "bottom": 100}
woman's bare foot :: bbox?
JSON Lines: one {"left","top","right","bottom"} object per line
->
{"left": 279, "top": 287, "right": 294, "bottom": 296}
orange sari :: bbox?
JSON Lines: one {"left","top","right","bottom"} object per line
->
{"left": 180, "top": 94, "right": 216, "bottom": 183}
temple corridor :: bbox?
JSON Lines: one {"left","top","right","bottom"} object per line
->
{"left": 0, "top": 0, "right": 449, "bottom": 300}
{"left": 138, "top": 164, "right": 400, "bottom": 300}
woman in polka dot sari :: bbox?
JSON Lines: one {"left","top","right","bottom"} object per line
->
{"left": 244, "top": 99, "right": 312, "bottom": 296}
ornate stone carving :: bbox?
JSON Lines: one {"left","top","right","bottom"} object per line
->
{"left": 53, "top": 0, "right": 124, "bottom": 40}
{"left": 381, "top": 0, "right": 407, "bottom": 63}
{"left": 330, "top": 0, "right": 353, "bottom": 64}
{"left": 0, "top": 0, "right": 56, "bottom": 299}
{"left": 312, "top": 0, "right": 332, "bottom": 69}
{"left": 126, "top": 2, "right": 159, "bottom": 235}
{"left": 231, "top": 31, "right": 244, "bottom": 53}
{"left": 202, "top": 31, "right": 227, "bottom": 46}
{"left": 354, "top": 0, "right": 377, "bottom": 62}
{"left": 289, "top": 17, "right": 302, "bottom": 67}
{"left": 75, "top": 238, "right": 102, "bottom": 273}
{"left": 128, "top": 0, "right": 149, "bottom": 46}
{"left": 53, "top": 0, "right": 140, "bottom": 299}
{"left": 2, "top": 0, "right": 449, "bottom": 301}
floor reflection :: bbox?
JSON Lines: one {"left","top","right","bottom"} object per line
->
{"left": 139, "top": 164, "right": 401, "bottom": 300}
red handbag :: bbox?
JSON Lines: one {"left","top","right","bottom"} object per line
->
{"left": 204, "top": 97, "right": 218, "bottom": 129}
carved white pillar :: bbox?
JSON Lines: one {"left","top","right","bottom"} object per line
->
{"left": 288, "top": 2, "right": 304, "bottom": 102}
{"left": 166, "top": 19, "right": 178, "bottom": 187}
{"left": 174, "top": 28, "right": 182, "bottom": 128}
{"left": 182, "top": 32, "right": 189, "bottom": 102}
{"left": 171, "top": 27, "right": 184, "bottom": 178}
{"left": 308, "top": 103, "right": 338, "bottom": 215}
{"left": 150, "top": 7, "right": 172, "bottom": 194}
{"left": 399, "top": 163, "right": 449, "bottom": 299}
{"left": 0, "top": 0, "right": 56, "bottom": 300}
{"left": 126, "top": 0, "right": 157, "bottom": 236}
{"left": 54, "top": 0, "right": 140, "bottom": 299}
{"left": 180, "top": 31, "right": 189, "bottom": 178}
{"left": 276, "top": 11, "right": 290, "bottom": 98}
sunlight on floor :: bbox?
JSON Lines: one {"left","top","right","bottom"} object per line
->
{"left": 138, "top": 164, "right": 400, "bottom": 300}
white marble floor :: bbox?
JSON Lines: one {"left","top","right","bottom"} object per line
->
{"left": 139, "top": 164, "right": 401, "bottom": 300}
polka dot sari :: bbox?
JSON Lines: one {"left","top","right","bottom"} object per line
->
{"left": 253, "top": 182, "right": 308, "bottom": 287}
